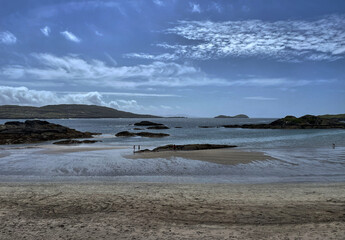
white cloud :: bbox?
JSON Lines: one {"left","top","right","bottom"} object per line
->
{"left": 40, "top": 26, "right": 51, "bottom": 37}
{"left": 190, "top": 2, "right": 201, "bottom": 13}
{"left": 244, "top": 96, "right": 277, "bottom": 101}
{"left": 0, "top": 31, "right": 17, "bottom": 45}
{"left": 60, "top": 31, "right": 81, "bottom": 43}
{"left": 145, "top": 14, "right": 345, "bottom": 62}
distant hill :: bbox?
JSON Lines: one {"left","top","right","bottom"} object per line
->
{"left": 0, "top": 104, "right": 160, "bottom": 119}
{"left": 214, "top": 114, "right": 249, "bottom": 118}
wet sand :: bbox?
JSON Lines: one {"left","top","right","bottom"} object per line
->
{"left": 0, "top": 182, "right": 344, "bottom": 240}
{"left": 125, "top": 148, "right": 275, "bottom": 165}
{"left": 0, "top": 152, "right": 10, "bottom": 158}
{"left": 38, "top": 145, "right": 128, "bottom": 154}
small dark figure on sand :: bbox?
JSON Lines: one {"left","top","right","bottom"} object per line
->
{"left": 332, "top": 143, "right": 335, "bottom": 149}
{"left": 138, "top": 145, "right": 140, "bottom": 150}
{"left": 133, "top": 145, "right": 136, "bottom": 153}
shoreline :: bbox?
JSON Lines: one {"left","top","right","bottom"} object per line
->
{"left": 0, "top": 181, "right": 344, "bottom": 239}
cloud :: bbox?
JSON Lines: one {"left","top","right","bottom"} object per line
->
{"left": 190, "top": 2, "right": 201, "bottom": 13}
{"left": 0, "top": 31, "right": 17, "bottom": 45}
{"left": 153, "top": 0, "right": 164, "bottom": 6}
{"left": 0, "top": 53, "right": 228, "bottom": 88}
{"left": 123, "top": 53, "right": 178, "bottom": 61}
{"left": 40, "top": 26, "right": 51, "bottom": 37}
{"left": 60, "top": 31, "right": 81, "bottom": 43}
{"left": 95, "top": 30, "right": 103, "bottom": 37}
{"left": 0, "top": 86, "right": 169, "bottom": 113}
{"left": 244, "top": 96, "right": 277, "bottom": 101}
{"left": 140, "top": 14, "right": 345, "bottom": 62}
{"left": 0, "top": 54, "right": 334, "bottom": 89}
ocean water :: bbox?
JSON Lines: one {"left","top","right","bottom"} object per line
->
{"left": 0, "top": 118, "right": 344, "bottom": 183}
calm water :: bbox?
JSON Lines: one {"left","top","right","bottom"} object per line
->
{"left": 0, "top": 118, "right": 344, "bottom": 183}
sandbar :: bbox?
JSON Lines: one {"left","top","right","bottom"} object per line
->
{"left": 125, "top": 148, "right": 275, "bottom": 165}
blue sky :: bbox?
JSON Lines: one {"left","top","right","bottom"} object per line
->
{"left": 0, "top": 0, "right": 344, "bottom": 117}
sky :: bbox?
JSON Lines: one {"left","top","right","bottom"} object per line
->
{"left": 0, "top": 0, "right": 344, "bottom": 117}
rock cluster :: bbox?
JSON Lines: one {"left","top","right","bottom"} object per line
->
{"left": 0, "top": 120, "right": 96, "bottom": 145}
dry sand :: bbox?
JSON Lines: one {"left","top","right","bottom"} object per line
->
{"left": 125, "top": 148, "right": 275, "bottom": 165}
{"left": 0, "top": 182, "right": 344, "bottom": 240}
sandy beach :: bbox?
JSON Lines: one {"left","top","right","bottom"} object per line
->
{"left": 126, "top": 148, "right": 275, "bottom": 165}
{"left": 0, "top": 182, "right": 344, "bottom": 240}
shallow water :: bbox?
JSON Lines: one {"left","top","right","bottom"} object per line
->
{"left": 0, "top": 118, "right": 344, "bottom": 183}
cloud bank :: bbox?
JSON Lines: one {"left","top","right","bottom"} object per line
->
{"left": 128, "top": 15, "right": 345, "bottom": 62}
{"left": 0, "top": 86, "right": 158, "bottom": 113}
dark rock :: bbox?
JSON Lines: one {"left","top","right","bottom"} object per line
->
{"left": 115, "top": 131, "right": 137, "bottom": 137}
{"left": 147, "top": 125, "right": 169, "bottom": 130}
{"left": 53, "top": 139, "right": 100, "bottom": 145}
{"left": 134, "top": 121, "right": 163, "bottom": 126}
{"left": 223, "top": 115, "right": 345, "bottom": 129}
{"left": 0, "top": 120, "right": 95, "bottom": 145}
{"left": 136, "top": 132, "right": 169, "bottom": 138}
{"left": 199, "top": 126, "right": 216, "bottom": 128}
{"left": 138, "top": 144, "right": 236, "bottom": 152}
{"left": 115, "top": 131, "right": 169, "bottom": 138}
{"left": 133, "top": 128, "right": 144, "bottom": 130}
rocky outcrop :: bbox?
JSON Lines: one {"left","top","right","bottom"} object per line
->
{"left": 215, "top": 114, "right": 249, "bottom": 118}
{"left": 134, "top": 121, "right": 163, "bottom": 126}
{"left": 138, "top": 144, "right": 237, "bottom": 152}
{"left": 223, "top": 115, "right": 345, "bottom": 129}
{"left": 147, "top": 125, "right": 169, "bottom": 130}
{"left": 116, "top": 131, "right": 169, "bottom": 138}
{"left": 53, "top": 139, "right": 101, "bottom": 145}
{"left": 0, "top": 120, "right": 96, "bottom": 145}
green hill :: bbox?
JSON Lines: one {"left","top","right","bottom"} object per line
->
{"left": 0, "top": 104, "right": 159, "bottom": 119}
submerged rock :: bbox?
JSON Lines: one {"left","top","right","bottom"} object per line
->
{"left": 223, "top": 115, "right": 345, "bottom": 129}
{"left": 147, "top": 125, "right": 169, "bottom": 130}
{"left": 138, "top": 144, "right": 237, "bottom": 152}
{"left": 136, "top": 132, "right": 169, "bottom": 138}
{"left": 116, "top": 131, "right": 137, "bottom": 137}
{"left": 0, "top": 120, "right": 96, "bottom": 145}
{"left": 53, "top": 139, "right": 100, "bottom": 145}
{"left": 134, "top": 121, "right": 163, "bottom": 126}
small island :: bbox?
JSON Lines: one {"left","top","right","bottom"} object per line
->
{"left": 223, "top": 115, "right": 345, "bottom": 129}
{"left": 215, "top": 114, "right": 249, "bottom": 118}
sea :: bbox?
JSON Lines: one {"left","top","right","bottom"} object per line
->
{"left": 0, "top": 118, "right": 344, "bottom": 184}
